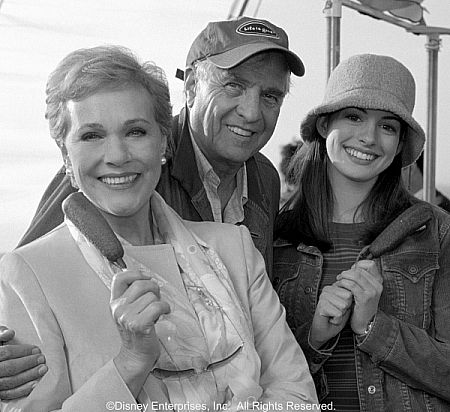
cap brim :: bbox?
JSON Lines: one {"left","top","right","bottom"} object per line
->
{"left": 207, "top": 42, "right": 305, "bottom": 77}
{"left": 300, "top": 89, "right": 425, "bottom": 167}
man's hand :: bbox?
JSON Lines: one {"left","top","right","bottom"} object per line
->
{"left": 0, "top": 326, "right": 48, "bottom": 400}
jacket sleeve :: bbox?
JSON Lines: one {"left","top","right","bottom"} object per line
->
{"left": 238, "top": 226, "right": 319, "bottom": 407}
{"left": 0, "top": 252, "right": 149, "bottom": 412}
{"left": 17, "top": 168, "right": 76, "bottom": 248}
{"left": 357, "top": 216, "right": 450, "bottom": 402}
{"left": 294, "top": 324, "right": 339, "bottom": 401}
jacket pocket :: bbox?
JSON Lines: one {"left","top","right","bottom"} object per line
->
{"left": 381, "top": 251, "right": 439, "bottom": 326}
{"left": 382, "top": 251, "right": 439, "bottom": 283}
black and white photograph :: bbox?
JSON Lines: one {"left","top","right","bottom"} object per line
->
{"left": 0, "top": 1, "right": 449, "bottom": 411}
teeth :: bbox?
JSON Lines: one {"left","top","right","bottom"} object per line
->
{"left": 228, "top": 126, "right": 252, "bottom": 137}
{"left": 346, "top": 148, "right": 376, "bottom": 161}
{"left": 101, "top": 174, "right": 137, "bottom": 185}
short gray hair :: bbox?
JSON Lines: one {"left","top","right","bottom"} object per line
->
{"left": 45, "top": 45, "right": 172, "bottom": 152}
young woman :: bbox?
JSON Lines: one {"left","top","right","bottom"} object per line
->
{"left": 274, "top": 54, "right": 450, "bottom": 411}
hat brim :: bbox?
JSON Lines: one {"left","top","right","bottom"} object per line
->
{"left": 300, "top": 88, "right": 425, "bottom": 168}
{"left": 207, "top": 42, "right": 305, "bottom": 76}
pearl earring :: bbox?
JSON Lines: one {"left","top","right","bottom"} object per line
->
{"left": 64, "top": 159, "right": 79, "bottom": 189}
{"left": 161, "top": 156, "right": 167, "bottom": 165}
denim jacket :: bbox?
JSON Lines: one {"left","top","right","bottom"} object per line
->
{"left": 273, "top": 201, "right": 450, "bottom": 411}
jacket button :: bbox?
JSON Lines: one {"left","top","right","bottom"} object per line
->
{"left": 304, "top": 286, "right": 312, "bottom": 294}
{"left": 408, "top": 265, "right": 419, "bottom": 275}
{"left": 368, "top": 385, "right": 376, "bottom": 394}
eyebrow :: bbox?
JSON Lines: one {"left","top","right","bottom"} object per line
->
{"left": 78, "top": 118, "right": 152, "bottom": 130}
{"left": 226, "top": 72, "right": 286, "bottom": 97}
{"left": 79, "top": 122, "right": 103, "bottom": 129}
{"left": 264, "top": 87, "right": 286, "bottom": 98}
{"left": 123, "top": 118, "right": 153, "bottom": 126}
{"left": 350, "top": 107, "right": 400, "bottom": 121}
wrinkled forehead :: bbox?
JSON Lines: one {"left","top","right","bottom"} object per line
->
{"left": 228, "top": 51, "right": 290, "bottom": 91}
{"left": 232, "top": 50, "right": 289, "bottom": 72}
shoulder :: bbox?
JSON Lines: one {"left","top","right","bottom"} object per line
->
{"left": 426, "top": 202, "right": 450, "bottom": 244}
{"left": 428, "top": 202, "right": 450, "bottom": 222}
{"left": 184, "top": 220, "right": 249, "bottom": 243}
{"left": 252, "top": 152, "right": 279, "bottom": 179}
{"left": 410, "top": 199, "right": 450, "bottom": 228}
{"left": 1, "top": 224, "right": 73, "bottom": 277}
{"left": 250, "top": 153, "right": 281, "bottom": 210}
{"left": 183, "top": 220, "right": 266, "bottom": 293}
{"left": 19, "top": 223, "right": 72, "bottom": 254}
{"left": 183, "top": 220, "right": 256, "bottom": 261}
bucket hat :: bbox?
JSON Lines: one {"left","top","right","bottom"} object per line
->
{"left": 185, "top": 16, "right": 305, "bottom": 77}
{"left": 300, "top": 54, "right": 425, "bottom": 167}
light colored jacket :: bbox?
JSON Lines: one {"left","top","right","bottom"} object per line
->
{"left": 0, "top": 220, "right": 317, "bottom": 411}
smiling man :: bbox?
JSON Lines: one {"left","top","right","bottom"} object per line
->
{"left": 160, "top": 17, "right": 304, "bottom": 274}
{"left": 2, "top": 17, "right": 305, "bottom": 399}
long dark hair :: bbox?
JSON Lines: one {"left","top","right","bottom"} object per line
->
{"left": 275, "top": 126, "right": 415, "bottom": 251}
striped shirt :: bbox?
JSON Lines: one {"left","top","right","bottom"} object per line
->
{"left": 321, "top": 222, "right": 368, "bottom": 411}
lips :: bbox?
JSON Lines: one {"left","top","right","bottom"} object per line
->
{"left": 227, "top": 125, "right": 253, "bottom": 137}
{"left": 345, "top": 147, "right": 378, "bottom": 161}
{"left": 99, "top": 173, "right": 139, "bottom": 186}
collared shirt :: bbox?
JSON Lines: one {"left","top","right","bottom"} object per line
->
{"left": 190, "top": 134, "right": 248, "bottom": 224}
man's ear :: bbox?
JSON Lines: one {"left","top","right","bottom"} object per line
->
{"left": 316, "top": 116, "right": 329, "bottom": 139}
{"left": 184, "top": 68, "right": 196, "bottom": 108}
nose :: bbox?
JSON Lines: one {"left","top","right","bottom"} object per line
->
{"left": 235, "top": 89, "right": 261, "bottom": 123}
{"left": 358, "top": 120, "right": 377, "bottom": 146}
{"left": 103, "top": 135, "right": 130, "bottom": 165}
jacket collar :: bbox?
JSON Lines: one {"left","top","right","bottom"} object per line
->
{"left": 170, "top": 107, "right": 205, "bottom": 197}
{"left": 275, "top": 201, "right": 434, "bottom": 256}
{"left": 359, "top": 201, "right": 434, "bottom": 259}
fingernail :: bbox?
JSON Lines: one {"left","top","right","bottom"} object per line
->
{"left": 37, "top": 355, "right": 45, "bottom": 364}
{"left": 38, "top": 365, "right": 48, "bottom": 375}
{"left": 31, "top": 381, "right": 38, "bottom": 389}
{"left": 31, "top": 347, "right": 41, "bottom": 355}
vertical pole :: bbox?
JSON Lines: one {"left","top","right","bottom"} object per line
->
{"left": 423, "top": 34, "right": 440, "bottom": 204}
{"left": 324, "top": 0, "right": 342, "bottom": 78}
{"left": 237, "top": 0, "right": 250, "bottom": 17}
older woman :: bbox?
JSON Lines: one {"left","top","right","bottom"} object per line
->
{"left": 0, "top": 46, "right": 317, "bottom": 411}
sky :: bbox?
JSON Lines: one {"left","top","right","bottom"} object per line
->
{"left": 1, "top": 0, "right": 450, "bottom": 252}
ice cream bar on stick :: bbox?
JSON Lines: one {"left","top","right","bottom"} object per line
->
{"left": 62, "top": 192, "right": 126, "bottom": 270}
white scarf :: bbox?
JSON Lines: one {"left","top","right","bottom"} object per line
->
{"left": 66, "top": 192, "right": 263, "bottom": 409}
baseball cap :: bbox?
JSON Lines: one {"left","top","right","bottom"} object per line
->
{"left": 177, "top": 16, "right": 304, "bottom": 79}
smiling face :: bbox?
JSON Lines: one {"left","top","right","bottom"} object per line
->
{"left": 64, "top": 86, "right": 166, "bottom": 221}
{"left": 187, "top": 52, "right": 289, "bottom": 172}
{"left": 317, "top": 108, "right": 403, "bottom": 189}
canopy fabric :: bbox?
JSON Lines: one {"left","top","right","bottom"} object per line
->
{"left": 358, "top": 0, "right": 425, "bottom": 23}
